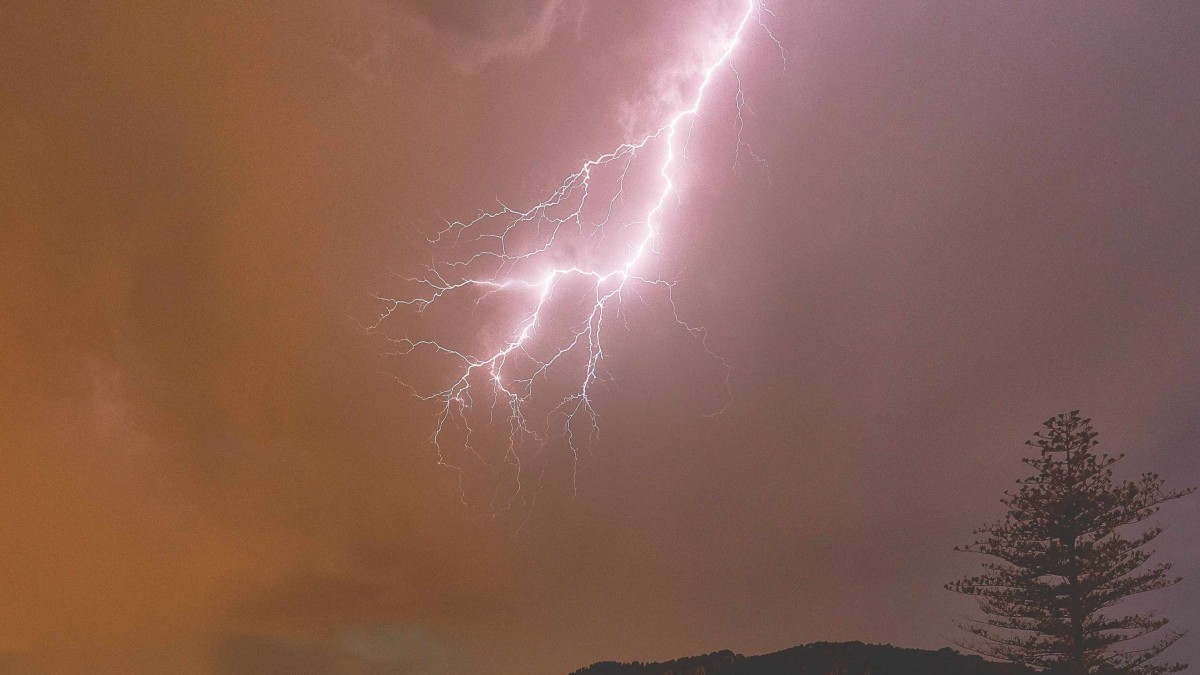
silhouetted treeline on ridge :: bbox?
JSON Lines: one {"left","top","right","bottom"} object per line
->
{"left": 571, "top": 641, "right": 1036, "bottom": 675}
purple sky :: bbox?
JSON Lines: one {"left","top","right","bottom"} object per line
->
{"left": 2, "top": 1, "right": 1198, "bottom": 673}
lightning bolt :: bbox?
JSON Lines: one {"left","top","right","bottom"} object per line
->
{"left": 374, "top": 1, "right": 778, "bottom": 515}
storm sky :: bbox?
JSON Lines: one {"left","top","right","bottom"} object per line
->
{"left": 2, "top": 1, "right": 1198, "bottom": 673}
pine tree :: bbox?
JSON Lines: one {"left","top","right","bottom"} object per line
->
{"left": 948, "top": 411, "right": 1194, "bottom": 675}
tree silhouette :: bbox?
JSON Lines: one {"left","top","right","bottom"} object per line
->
{"left": 948, "top": 411, "right": 1193, "bottom": 675}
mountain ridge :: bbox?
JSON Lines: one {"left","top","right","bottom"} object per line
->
{"left": 570, "top": 641, "right": 1036, "bottom": 675}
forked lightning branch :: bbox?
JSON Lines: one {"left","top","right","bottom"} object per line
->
{"left": 373, "top": 1, "right": 779, "bottom": 513}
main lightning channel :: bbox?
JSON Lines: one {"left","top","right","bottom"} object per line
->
{"left": 377, "top": 0, "right": 770, "bottom": 514}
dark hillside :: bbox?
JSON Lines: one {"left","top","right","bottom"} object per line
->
{"left": 572, "top": 641, "right": 1036, "bottom": 675}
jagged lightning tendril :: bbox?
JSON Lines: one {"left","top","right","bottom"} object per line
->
{"left": 375, "top": 1, "right": 775, "bottom": 514}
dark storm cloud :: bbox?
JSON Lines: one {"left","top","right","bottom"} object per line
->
{"left": 391, "top": 0, "right": 587, "bottom": 65}
{"left": 1, "top": 1, "right": 1198, "bottom": 673}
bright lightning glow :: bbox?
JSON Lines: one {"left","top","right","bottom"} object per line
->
{"left": 374, "top": 1, "right": 777, "bottom": 515}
